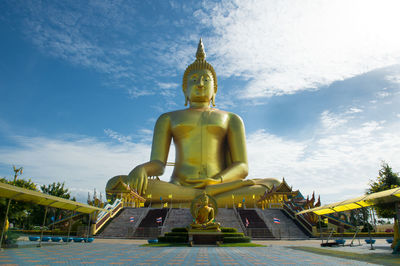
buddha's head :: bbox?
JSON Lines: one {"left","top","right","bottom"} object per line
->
{"left": 182, "top": 39, "right": 217, "bottom": 106}
{"left": 199, "top": 192, "right": 210, "bottom": 206}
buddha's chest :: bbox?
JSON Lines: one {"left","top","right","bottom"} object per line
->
{"left": 170, "top": 111, "right": 229, "bottom": 139}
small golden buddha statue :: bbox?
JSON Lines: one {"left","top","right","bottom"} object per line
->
{"left": 106, "top": 39, "right": 280, "bottom": 207}
{"left": 190, "top": 192, "right": 220, "bottom": 231}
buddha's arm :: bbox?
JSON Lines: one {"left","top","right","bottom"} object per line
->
{"left": 149, "top": 113, "right": 172, "bottom": 171}
{"left": 218, "top": 113, "right": 248, "bottom": 182}
{"left": 128, "top": 113, "right": 172, "bottom": 195}
{"left": 207, "top": 208, "right": 215, "bottom": 225}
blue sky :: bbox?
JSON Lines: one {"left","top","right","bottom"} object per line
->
{"left": 1, "top": 0, "right": 400, "bottom": 204}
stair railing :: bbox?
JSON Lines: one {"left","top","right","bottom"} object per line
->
{"left": 133, "top": 207, "right": 150, "bottom": 233}
{"left": 255, "top": 209, "right": 278, "bottom": 239}
{"left": 161, "top": 207, "right": 172, "bottom": 235}
{"left": 233, "top": 206, "right": 247, "bottom": 235}
{"left": 94, "top": 199, "right": 123, "bottom": 235}
{"left": 282, "top": 203, "right": 313, "bottom": 236}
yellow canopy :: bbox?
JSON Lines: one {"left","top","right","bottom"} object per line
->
{"left": 0, "top": 182, "right": 107, "bottom": 214}
{"left": 297, "top": 187, "right": 400, "bottom": 215}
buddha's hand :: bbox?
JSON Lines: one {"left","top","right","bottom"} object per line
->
{"left": 185, "top": 177, "right": 221, "bottom": 189}
{"left": 127, "top": 165, "right": 148, "bottom": 195}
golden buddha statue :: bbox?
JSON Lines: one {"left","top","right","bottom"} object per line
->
{"left": 190, "top": 192, "right": 220, "bottom": 231}
{"left": 106, "top": 39, "right": 280, "bottom": 207}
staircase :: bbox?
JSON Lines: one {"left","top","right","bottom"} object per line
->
{"left": 257, "top": 208, "right": 309, "bottom": 239}
{"left": 97, "top": 207, "right": 309, "bottom": 240}
{"left": 99, "top": 207, "right": 149, "bottom": 238}
{"left": 216, "top": 208, "right": 244, "bottom": 233}
{"left": 161, "top": 208, "right": 193, "bottom": 234}
{"left": 161, "top": 208, "right": 247, "bottom": 234}
{"left": 237, "top": 209, "right": 274, "bottom": 239}
{"left": 134, "top": 208, "right": 170, "bottom": 238}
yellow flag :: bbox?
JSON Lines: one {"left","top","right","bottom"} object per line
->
{"left": 232, "top": 194, "right": 234, "bottom": 199}
{"left": 324, "top": 218, "right": 328, "bottom": 224}
{"left": 238, "top": 203, "right": 242, "bottom": 208}
{"left": 252, "top": 194, "right": 255, "bottom": 199}
{"left": 139, "top": 202, "right": 144, "bottom": 207}
{"left": 147, "top": 194, "right": 152, "bottom": 198}
{"left": 164, "top": 202, "right": 168, "bottom": 207}
{"left": 168, "top": 194, "right": 172, "bottom": 199}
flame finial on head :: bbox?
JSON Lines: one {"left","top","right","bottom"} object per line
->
{"left": 196, "top": 38, "right": 206, "bottom": 61}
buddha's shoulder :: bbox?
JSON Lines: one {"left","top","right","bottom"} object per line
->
{"left": 157, "top": 108, "right": 243, "bottom": 121}
{"left": 212, "top": 109, "right": 244, "bottom": 122}
{"left": 156, "top": 109, "right": 186, "bottom": 120}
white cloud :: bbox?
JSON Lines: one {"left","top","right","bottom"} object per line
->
{"left": 0, "top": 132, "right": 177, "bottom": 203}
{"left": 104, "top": 128, "right": 132, "bottom": 143}
{"left": 11, "top": 1, "right": 195, "bottom": 101}
{"left": 320, "top": 110, "right": 348, "bottom": 130}
{"left": 157, "top": 82, "right": 179, "bottom": 90}
{"left": 385, "top": 74, "right": 400, "bottom": 85}
{"left": 377, "top": 91, "right": 391, "bottom": 99}
{"left": 136, "top": 128, "right": 154, "bottom": 143}
{"left": 156, "top": 82, "right": 179, "bottom": 97}
{"left": 127, "top": 87, "right": 154, "bottom": 98}
{"left": 1, "top": 112, "right": 399, "bottom": 205}
{"left": 346, "top": 107, "right": 363, "bottom": 114}
{"left": 198, "top": 0, "right": 400, "bottom": 98}
{"left": 11, "top": 0, "right": 400, "bottom": 103}
{"left": 247, "top": 118, "right": 400, "bottom": 204}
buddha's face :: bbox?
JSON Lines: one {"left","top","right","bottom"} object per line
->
{"left": 186, "top": 69, "right": 215, "bottom": 104}
{"left": 200, "top": 195, "right": 209, "bottom": 206}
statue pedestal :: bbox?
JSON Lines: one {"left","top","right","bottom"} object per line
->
{"left": 188, "top": 230, "right": 223, "bottom": 245}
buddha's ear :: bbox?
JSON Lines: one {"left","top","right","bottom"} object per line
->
{"left": 183, "top": 88, "right": 188, "bottom": 106}
{"left": 211, "top": 94, "right": 216, "bottom": 107}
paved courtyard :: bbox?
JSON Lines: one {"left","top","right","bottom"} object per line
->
{"left": 0, "top": 239, "right": 397, "bottom": 265}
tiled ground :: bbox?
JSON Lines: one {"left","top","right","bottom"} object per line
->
{"left": 0, "top": 242, "right": 375, "bottom": 265}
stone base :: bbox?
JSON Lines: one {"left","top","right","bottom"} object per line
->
{"left": 188, "top": 231, "right": 223, "bottom": 245}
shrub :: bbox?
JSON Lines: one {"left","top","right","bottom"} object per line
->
{"left": 223, "top": 236, "right": 251, "bottom": 243}
{"left": 158, "top": 236, "right": 167, "bottom": 242}
{"left": 222, "top": 233, "right": 244, "bottom": 238}
{"left": 5, "top": 231, "right": 20, "bottom": 245}
{"left": 158, "top": 235, "right": 187, "bottom": 243}
{"left": 164, "top": 236, "right": 187, "bottom": 243}
{"left": 171, "top": 227, "right": 188, "bottom": 232}
{"left": 221, "top": 227, "right": 237, "bottom": 233}
{"left": 164, "top": 232, "right": 188, "bottom": 237}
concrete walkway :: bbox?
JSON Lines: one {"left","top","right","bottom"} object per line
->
{"left": 0, "top": 238, "right": 397, "bottom": 265}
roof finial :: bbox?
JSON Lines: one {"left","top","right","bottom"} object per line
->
{"left": 196, "top": 38, "right": 206, "bottom": 61}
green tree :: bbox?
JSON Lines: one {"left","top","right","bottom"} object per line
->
{"left": 40, "top": 182, "right": 71, "bottom": 199}
{"left": 0, "top": 177, "right": 38, "bottom": 229}
{"left": 30, "top": 182, "right": 75, "bottom": 226}
{"left": 367, "top": 163, "right": 400, "bottom": 219}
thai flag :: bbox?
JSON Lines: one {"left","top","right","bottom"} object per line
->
{"left": 156, "top": 217, "right": 162, "bottom": 223}
{"left": 245, "top": 218, "right": 250, "bottom": 227}
{"left": 129, "top": 216, "right": 134, "bottom": 222}
{"left": 273, "top": 218, "right": 281, "bottom": 224}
